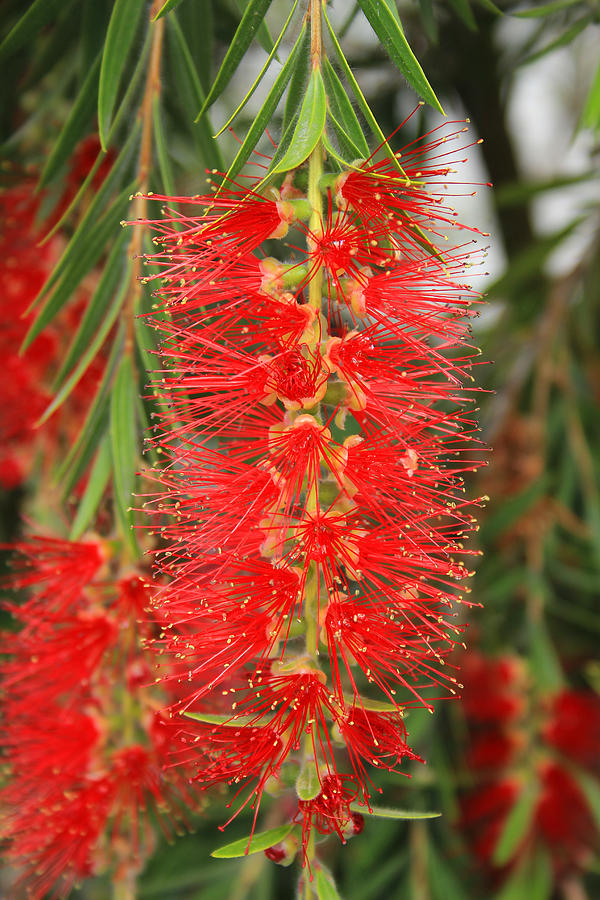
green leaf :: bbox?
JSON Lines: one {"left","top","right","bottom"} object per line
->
{"left": 214, "top": 0, "right": 299, "bottom": 137}
{"left": 98, "top": 0, "right": 146, "bottom": 149}
{"left": 528, "top": 615, "right": 564, "bottom": 693}
{"left": 296, "top": 757, "right": 321, "bottom": 801}
{"left": 152, "top": 96, "right": 177, "bottom": 195}
{"left": 356, "top": 0, "right": 443, "bottom": 113}
{"left": 324, "top": 9, "right": 403, "bottom": 174}
{"left": 328, "top": 111, "right": 367, "bottom": 165}
{"left": 427, "top": 840, "right": 469, "bottom": 900}
{"left": 211, "top": 824, "right": 295, "bottom": 859}
{"left": 342, "top": 696, "right": 399, "bottom": 713}
{"left": 493, "top": 849, "right": 552, "bottom": 900}
{"left": 322, "top": 59, "right": 370, "bottom": 158}
{"left": 32, "top": 120, "right": 141, "bottom": 309}
{"left": 40, "top": 31, "right": 151, "bottom": 244}
{"left": 350, "top": 803, "right": 441, "bottom": 820}
{"left": 223, "top": 24, "right": 306, "bottom": 185}
{"left": 196, "top": 0, "right": 273, "bottom": 119}
{"left": 447, "top": 0, "right": 476, "bottom": 30}
{"left": 57, "top": 327, "right": 125, "bottom": 496}
{"left": 184, "top": 711, "right": 252, "bottom": 726}
{"left": 581, "top": 61, "right": 600, "bottom": 132}
{"left": 480, "top": 475, "right": 549, "bottom": 543}
{"left": 270, "top": 68, "right": 326, "bottom": 174}
{"left": 39, "top": 54, "right": 101, "bottom": 189}
{"left": 69, "top": 437, "right": 112, "bottom": 540}
{"left": 282, "top": 23, "right": 311, "bottom": 133}
{"left": 110, "top": 353, "right": 139, "bottom": 553}
{"left": 569, "top": 766, "right": 600, "bottom": 832}
{"left": 521, "top": 16, "right": 591, "bottom": 66}
{"left": 496, "top": 171, "right": 598, "bottom": 207}
{"left": 232, "top": 0, "right": 275, "bottom": 55}
{"left": 0, "top": 0, "right": 69, "bottom": 62}
{"left": 166, "top": 15, "right": 224, "bottom": 170}
{"left": 23, "top": 181, "right": 136, "bottom": 349}
{"left": 514, "top": 0, "right": 578, "bottom": 17}
{"left": 473, "top": 0, "right": 502, "bottom": 13}
{"left": 381, "top": 0, "right": 402, "bottom": 26}
{"left": 39, "top": 256, "right": 131, "bottom": 425}
{"left": 492, "top": 780, "right": 538, "bottom": 866}
{"left": 315, "top": 869, "right": 342, "bottom": 900}
{"left": 52, "top": 230, "right": 130, "bottom": 391}
{"left": 153, "top": 0, "right": 187, "bottom": 20}
{"left": 417, "top": 0, "right": 438, "bottom": 43}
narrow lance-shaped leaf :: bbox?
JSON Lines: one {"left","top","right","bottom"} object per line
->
{"left": 447, "top": 0, "right": 477, "bottom": 31}
{"left": 153, "top": 0, "right": 187, "bottom": 20}
{"left": 522, "top": 16, "right": 592, "bottom": 67}
{"left": 41, "top": 29, "right": 152, "bottom": 244}
{"left": 323, "top": 8, "right": 404, "bottom": 174}
{"left": 69, "top": 437, "right": 113, "bottom": 541}
{"left": 232, "top": 0, "right": 275, "bottom": 56}
{"left": 215, "top": 0, "right": 299, "bottom": 138}
{"left": 52, "top": 230, "right": 130, "bottom": 389}
{"left": 0, "top": 0, "right": 68, "bottom": 62}
{"left": 98, "top": 0, "right": 146, "bottom": 149}
{"left": 315, "top": 869, "right": 343, "bottom": 900}
{"left": 39, "top": 53, "right": 101, "bottom": 189}
{"left": 211, "top": 825, "right": 295, "bottom": 859}
{"left": 110, "top": 352, "right": 140, "bottom": 554}
{"left": 322, "top": 58, "right": 370, "bottom": 158}
{"left": 327, "top": 111, "right": 368, "bottom": 165}
{"left": 23, "top": 181, "right": 136, "bottom": 349}
{"left": 350, "top": 803, "right": 441, "bottom": 820}
{"left": 167, "top": 15, "right": 224, "bottom": 170}
{"left": 152, "top": 96, "right": 177, "bottom": 195}
{"left": 515, "top": 0, "right": 579, "bottom": 17}
{"left": 270, "top": 68, "right": 327, "bottom": 174}
{"left": 32, "top": 121, "right": 141, "bottom": 309}
{"left": 492, "top": 780, "right": 538, "bottom": 866}
{"left": 196, "top": 0, "right": 273, "bottom": 120}
{"left": 281, "top": 23, "right": 311, "bottom": 133}
{"left": 296, "top": 757, "right": 321, "bottom": 801}
{"left": 58, "top": 323, "right": 125, "bottom": 496}
{"left": 39, "top": 254, "right": 132, "bottom": 423}
{"left": 223, "top": 24, "right": 306, "bottom": 185}
{"left": 356, "top": 0, "right": 444, "bottom": 113}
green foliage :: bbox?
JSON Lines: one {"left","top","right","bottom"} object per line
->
{"left": 211, "top": 825, "right": 296, "bottom": 859}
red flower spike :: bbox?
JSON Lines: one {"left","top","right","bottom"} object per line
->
{"left": 543, "top": 690, "right": 600, "bottom": 772}
{"left": 1, "top": 535, "right": 105, "bottom": 623}
{"left": 141, "top": 124, "right": 484, "bottom": 859}
{"left": 297, "top": 774, "right": 361, "bottom": 854}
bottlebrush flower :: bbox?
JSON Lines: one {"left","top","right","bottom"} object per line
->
{"left": 0, "top": 535, "right": 200, "bottom": 898}
{"left": 140, "top": 122, "right": 485, "bottom": 859}
{"left": 459, "top": 652, "right": 600, "bottom": 880}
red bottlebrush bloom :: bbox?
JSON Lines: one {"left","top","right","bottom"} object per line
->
{"left": 142, "top": 121, "right": 484, "bottom": 857}
{"left": 460, "top": 777, "right": 522, "bottom": 866}
{"left": 335, "top": 119, "right": 486, "bottom": 253}
{"left": 297, "top": 774, "right": 361, "bottom": 851}
{"left": 7, "top": 777, "right": 115, "bottom": 900}
{"left": 543, "top": 689, "right": 600, "bottom": 772}
{"left": 460, "top": 652, "right": 526, "bottom": 725}
{"left": 1, "top": 534, "right": 202, "bottom": 897}
{"left": 536, "top": 762, "right": 597, "bottom": 873}
{"left": 2, "top": 534, "right": 105, "bottom": 621}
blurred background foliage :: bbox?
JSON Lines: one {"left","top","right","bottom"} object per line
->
{"left": 0, "top": 0, "right": 599, "bottom": 897}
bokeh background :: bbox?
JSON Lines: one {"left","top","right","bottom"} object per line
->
{"left": 1, "top": 1, "right": 599, "bottom": 897}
